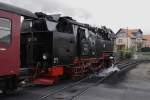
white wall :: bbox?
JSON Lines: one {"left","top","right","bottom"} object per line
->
{"left": 116, "top": 37, "right": 132, "bottom": 49}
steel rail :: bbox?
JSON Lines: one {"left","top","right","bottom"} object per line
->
{"left": 70, "top": 61, "right": 140, "bottom": 100}
{"left": 38, "top": 60, "right": 140, "bottom": 100}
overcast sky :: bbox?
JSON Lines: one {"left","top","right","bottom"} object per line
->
{"left": 0, "top": 0, "right": 150, "bottom": 34}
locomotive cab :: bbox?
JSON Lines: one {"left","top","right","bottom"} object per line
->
{"left": 21, "top": 18, "right": 54, "bottom": 68}
{"left": 20, "top": 13, "right": 69, "bottom": 85}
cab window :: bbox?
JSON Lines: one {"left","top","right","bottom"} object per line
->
{"left": 78, "top": 28, "right": 86, "bottom": 40}
{"left": 0, "top": 18, "right": 11, "bottom": 44}
{"left": 56, "top": 21, "right": 73, "bottom": 34}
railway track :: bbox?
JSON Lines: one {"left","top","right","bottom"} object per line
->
{"left": 37, "top": 60, "right": 140, "bottom": 100}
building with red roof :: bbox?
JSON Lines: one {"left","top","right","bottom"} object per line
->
{"left": 116, "top": 28, "right": 143, "bottom": 51}
{"left": 142, "top": 35, "right": 150, "bottom": 48}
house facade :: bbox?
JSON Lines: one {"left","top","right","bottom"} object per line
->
{"left": 142, "top": 35, "right": 150, "bottom": 48}
{"left": 116, "top": 28, "right": 143, "bottom": 51}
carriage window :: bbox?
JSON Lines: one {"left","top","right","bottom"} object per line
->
{"left": 0, "top": 18, "right": 11, "bottom": 44}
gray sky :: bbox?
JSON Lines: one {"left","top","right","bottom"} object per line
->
{"left": 0, "top": 0, "right": 150, "bottom": 34}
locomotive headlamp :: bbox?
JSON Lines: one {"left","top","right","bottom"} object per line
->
{"left": 43, "top": 53, "right": 48, "bottom": 60}
{"left": 109, "top": 56, "right": 114, "bottom": 60}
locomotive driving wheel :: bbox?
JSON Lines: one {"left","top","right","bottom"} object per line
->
{"left": 71, "top": 60, "right": 91, "bottom": 79}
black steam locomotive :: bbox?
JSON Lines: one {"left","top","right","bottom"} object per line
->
{"left": 0, "top": 2, "right": 116, "bottom": 93}
{"left": 20, "top": 12, "right": 115, "bottom": 85}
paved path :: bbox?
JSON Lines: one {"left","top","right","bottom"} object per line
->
{"left": 1, "top": 62, "right": 150, "bottom": 100}
{"left": 77, "top": 62, "right": 150, "bottom": 100}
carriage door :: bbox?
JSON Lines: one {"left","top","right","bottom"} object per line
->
{"left": 0, "top": 10, "right": 20, "bottom": 76}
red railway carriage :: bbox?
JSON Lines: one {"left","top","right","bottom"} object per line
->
{"left": 0, "top": 2, "right": 36, "bottom": 93}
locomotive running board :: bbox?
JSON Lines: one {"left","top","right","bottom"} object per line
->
{"left": 32, "top": 66, "right": 64, "bottom": 85}
{"left": 32, "top": 77, "right": 56, "bottom": 85}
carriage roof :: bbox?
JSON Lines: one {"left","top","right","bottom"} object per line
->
{"left": 0, "top": 2, "right": 37, "bottom": 18}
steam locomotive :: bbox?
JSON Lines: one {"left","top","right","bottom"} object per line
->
{"left": 0, "top": 2, "right": 115, "bottom": 93}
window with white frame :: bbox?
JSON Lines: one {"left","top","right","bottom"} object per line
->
{"left": 0, "top": 18, "right": 11, "bottom": 44}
